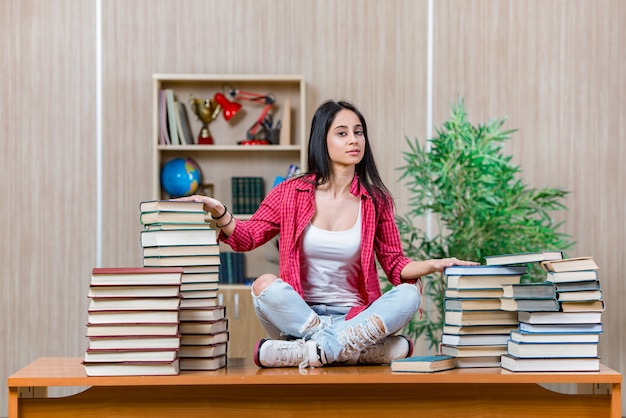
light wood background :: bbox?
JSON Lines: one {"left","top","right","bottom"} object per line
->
{"left": 1, "top": 0, "right": 624, "bottom": 413}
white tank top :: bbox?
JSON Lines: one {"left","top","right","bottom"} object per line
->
{"left": 300, "top": 203, "right": 364, "bottom": 306}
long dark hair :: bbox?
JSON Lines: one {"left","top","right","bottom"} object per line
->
{"left": 306, "top": 100, "right": 391, "bottom": 205}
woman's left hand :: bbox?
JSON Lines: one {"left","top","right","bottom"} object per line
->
{"left": 428, "top": 257, "right": 480, "bottom": 273}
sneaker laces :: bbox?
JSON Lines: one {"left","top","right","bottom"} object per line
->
{"left": 358, "top": 335, "right": 412, "bottom": 364}
{"left": 269, "top": 339, "right": 309, "bottom": 369}
{"left": 359, "top": 336, "right": 410, "bottom": 364}
{"left": 359, "top": 341, "right": 391, "bottom": 364}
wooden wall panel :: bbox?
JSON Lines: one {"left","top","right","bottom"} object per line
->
{"left": 434, "top": 0, "right": 625, "bottom": 400}
{"left": 0, "top": 0, "right": 96, "bottom": 410}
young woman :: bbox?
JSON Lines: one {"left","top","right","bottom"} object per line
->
{"left": 177, "top": 100, "right": 477, "bottom": 368}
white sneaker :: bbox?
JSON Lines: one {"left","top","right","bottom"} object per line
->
{"left": 358, "top": 335, "right": 413, "bottom": 364}
{"left": 254, "top": 339, "right": 327, "bottom": 368}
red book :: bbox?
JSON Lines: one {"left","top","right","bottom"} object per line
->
{"left": 90, "top": 267, "right": 183, "bottom": 286}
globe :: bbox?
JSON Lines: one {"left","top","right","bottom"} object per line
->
{"left": 160, "top": 158, "right": 202, "bottom": 197}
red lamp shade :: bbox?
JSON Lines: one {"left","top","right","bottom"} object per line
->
{"left": 214, "top": 93, "right": 242, "bottom": 121}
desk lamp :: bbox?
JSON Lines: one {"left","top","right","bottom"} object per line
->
{"left": 224, "top": 87, "right": 276, "bottom": 145}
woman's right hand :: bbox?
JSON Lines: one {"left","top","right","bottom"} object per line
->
{"left": 173, "top": 195, "right": 225, "bottom": 219}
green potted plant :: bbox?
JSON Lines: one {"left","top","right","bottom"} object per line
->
{"left": 394, "top": 99, "right": 574, "bottom": 350}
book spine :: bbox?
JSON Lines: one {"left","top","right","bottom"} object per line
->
{"left": 231, "top": 177, "right": 243, "bottom": 215}
{"left": 165, "top": 89, "right": 180, "bottom": 145}
{"left": 251, "top": 177, "right": 264, "bottom": 213}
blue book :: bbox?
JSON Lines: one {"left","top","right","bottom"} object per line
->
{"left": 390, "top": 355, "right": 455, "bottom": 373}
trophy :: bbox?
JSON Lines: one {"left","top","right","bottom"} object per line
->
{"left": 189, "top": 94, "right": 221, "bottom": 145}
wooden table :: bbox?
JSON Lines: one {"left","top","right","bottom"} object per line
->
{"left": 7, "top": 357, "right": 622, "bottom": 417}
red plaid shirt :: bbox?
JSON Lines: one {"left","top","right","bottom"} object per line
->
{"left": 220, "top": 173, "right": 414, "bottom": 319}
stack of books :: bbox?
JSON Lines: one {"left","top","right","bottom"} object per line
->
{"left": 501, "top": 256, "right": 603, "bottom": 372}
{"left": 499, "top": 282, "right": 560, "bottom": 313}
{"left": 546, "top": 257, "right": 604, "bottom": 313}
{"left": 140, "top": 200, "right": 228, "bottom": 371}
{"left": 441, "top": 264, "right": 526, "bottom": 368}
{"left": 83, "top": 267, "right": 183, "bottom": 376}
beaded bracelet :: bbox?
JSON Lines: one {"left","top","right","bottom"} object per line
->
{"left": 212, "top": 205, "right": 228, "bottom": 220}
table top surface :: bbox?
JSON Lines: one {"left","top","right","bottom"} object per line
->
{"left": 7, "top": 357, "right": 622, "bottom": 388}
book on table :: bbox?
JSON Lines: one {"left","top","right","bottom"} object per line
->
{"left": 179, "top": 265, "right": 220, "bottom": 274}
{"left": 390, "top": 355, "right": 455, "bottom": 373}
{"left": 179, "top": 342, "right": 227, "bottom": 358}
{"left": 140, "top": 200, "right": 205, "bottom": 213}
{"left": 557, "top": 289, "right": 603, "bottom": 301}
{"left": 440, "top": 344, "right": 507, "bottom": 357}
{"left": 443, "top": 324, "right": 518, "bottom": 335}
{"left": 518, "top": 321, "right": 603, "bottom": 334}
{"left": 517, "top": 311, "right": 602, "bottom": 324}
{"left": 506, "top": 340, "right": 598, "bottom": 358}
{"left": 143, "top": 244, "right": 220, "bottom": 258}
{"left": 441, "top": 333, "right": 510, "bottom": 346}
{"left": 509, "top": 330, "right": 600, "bottom": 344}
{"left": 180, "top": 289, "right": 219, "bottom": 300}
{"left": 541, "top": 257, "right": 599, "bottom": 273}
{"left": 545, "top": 270, "right": 598, "bottom": 283}
{"left": 87, "top": 310, "right": 180, "bottom": 324}
{"left": 143, "top": 254, "right": 221, "bottom": 267}
{"left": 500, "top": 354, "right": 600, "bottom": 372}
{"left": 179, "top": 305, "right": 226, "bottom": 322}
{"left": 554, "top": 280, "right": 601, "bottom": 292}
{"left": 180, "top": 281, "right": 219, "bottom": 292}
{"left": 140, "top": 211, "right": 210, "bottom": 225}
{"left": 446, "top": 274, "right": 524, "bottom": 289}
{"left": 499, "top": 297, "right": 560, "bottom": 312}
{"left": 83, "top": 358, "right": 180, "bottom": 376}
{"left": 179, "top": 354, "right": 227, "bottom": 371}
{"left": 87, "top": 335, "right": 181, "bottom": 350}
{"left": 179, "top": 318, "right": 228, "bottom": 334}
{"left": 444, "top": 310, "right": 519, "bottom": 326}
{"left": 444, "top": 265, "right": 527, "bottom": 277}
{"left": 454, "top": 355, "right": 501, "bottom": 368}
{"left": 444, "top": 288, "right": 503, "bottom": 298}
{"left": 88, "top": 297, "right": 181, "bottom": 311}
{"left": 483, "top": 251, "right": 563, "bottom": 266}
{"left": 181, "top": 272, "right": 220, "bottom": 284}
{"left": 86, "top": 322, "right": 180, "bottom": 337}
{"left": 88, "top": 284, "right": 181, "bottom": 298}
{"left": 180, "top": 331, "right": 229, "bottom": 346}
{"left": 84, "top": 349, "right": 179, "bottom": 363}
{"left": 144, "top": 222, "right": 217, "bottom": 231}
{"left": 180, "top": 297, "right": 219, "bottom": 309}
{"left": 90, "top": 267, "right": 183, "bottom": 286}
{"left": 560, "top": 300, "right": 606, "bottom": 312}
{"left": 140, "top": 228, "right": 218, "bottom": 247}
{"left": 444, "top": 298, "right": 503, "bottom": 311}
{"left": 501, "top": 282, "right": 556, "bottom": 298}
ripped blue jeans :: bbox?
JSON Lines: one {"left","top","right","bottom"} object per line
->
{"left": 251, "top": 279, "right": 421, "bottom": 363}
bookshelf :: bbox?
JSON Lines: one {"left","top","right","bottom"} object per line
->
{"left": 152, "top": 73, "right": 306, "bottom": 201}
{"left": 153, "top": 74, "right": 305, "bottom": 352}
{"left": 152, "top": 73, "right": 305, "bottom": 274}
